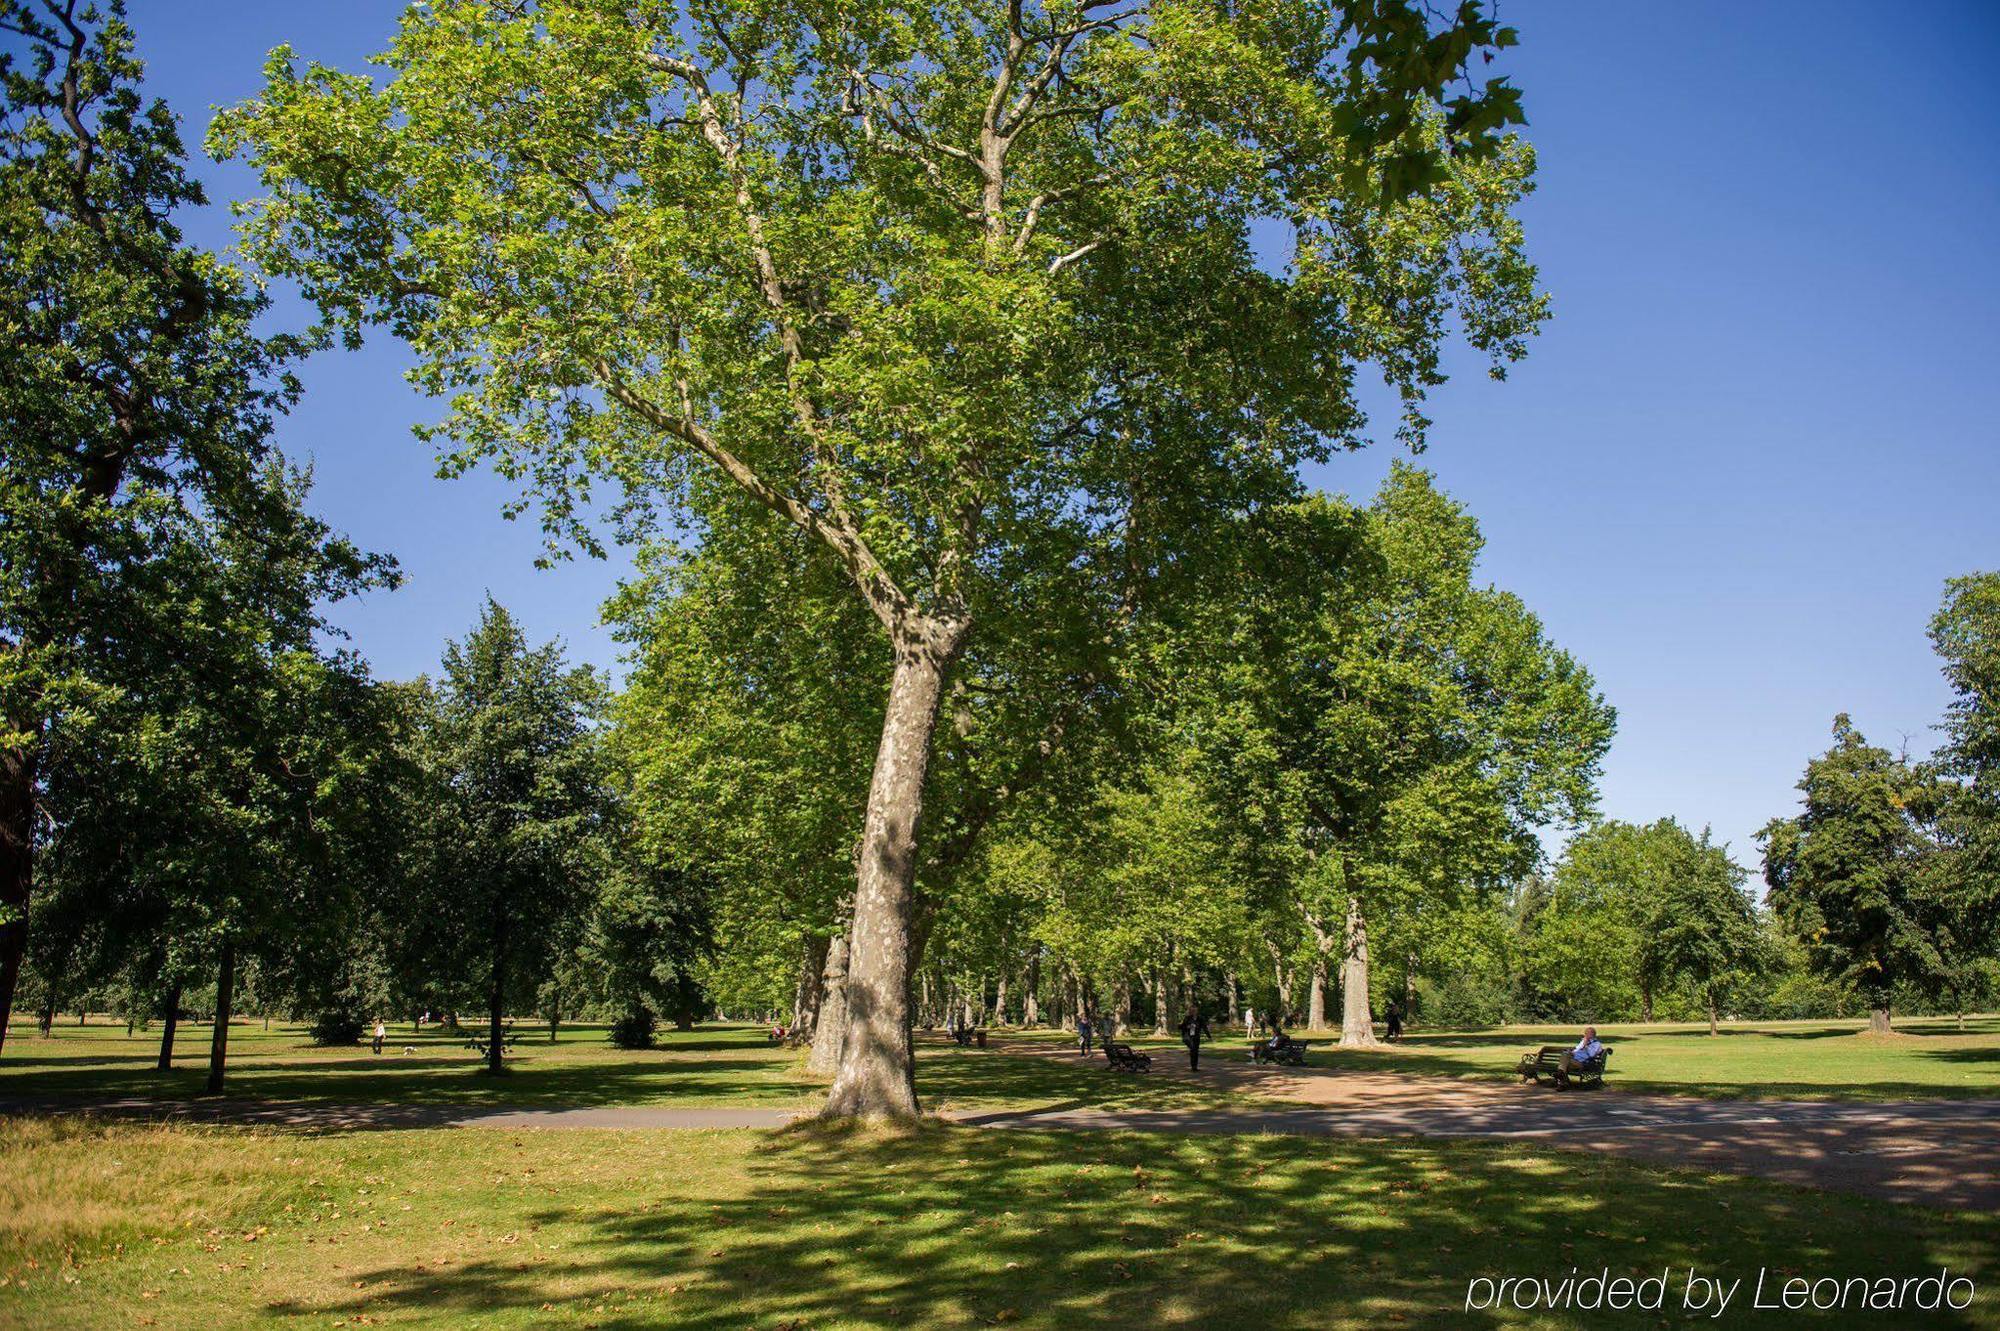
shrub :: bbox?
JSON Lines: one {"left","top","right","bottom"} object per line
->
{"left": 307, "top": 1010, "right": 365, "bottom": 1046}
{"left": 608, "top": 1008, "right": 656, "bottom": 1050}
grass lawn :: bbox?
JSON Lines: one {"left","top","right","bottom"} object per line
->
{"left": 3, "top": 1114, "right": 1994, "bottom": 1330}
{"left": 1147, "top": 1015, "right": 2000, "bottom": 1102}
{"left": 0, "top": 1020, "right": 1243, "bottom": 1116}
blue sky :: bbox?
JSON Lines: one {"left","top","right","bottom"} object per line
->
{"left": 36, "top": 1, "right": 2000, "bottom": 870}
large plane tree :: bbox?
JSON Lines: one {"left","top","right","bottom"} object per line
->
{"left": 218, "top": 0, "right": 1547, "bottom": 1117}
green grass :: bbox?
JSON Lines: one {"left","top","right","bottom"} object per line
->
{"left": 8, "top": 1014, "right": 1997, "bottom": 1116}
{"left": 0, "top": 1020, "right": 1243, "bottom": 1116}
{"left": 1262, "top": 1015, "right": 2000, "bottom": 1101}
{"left": 3, "top": 1114, "right": 1995, "bottom": 1330}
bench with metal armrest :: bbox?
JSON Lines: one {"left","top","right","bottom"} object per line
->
{"left": 1516, "top": 1044, "right": 1610, "bottom": 1088}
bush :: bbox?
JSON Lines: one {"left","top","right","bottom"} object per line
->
{"left": 1426, "top": 971, "right": 1516, "bottom": 1029}
{"left": 308, "top": 1010, "right": 366, "bottom": 1046}
{"left": 609, "top": 1008, "right": 656, "bottom": 1050}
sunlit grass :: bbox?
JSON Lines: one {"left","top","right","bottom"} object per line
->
{"left": 1258, "top": 1015, "right": 2000, "bottom": 1100}
{"left": 0, "top": 1020, "right": 1246, "bottom": 1115}
{"left": 1, "top": 1115, "right": 1992, "bottom": 1329}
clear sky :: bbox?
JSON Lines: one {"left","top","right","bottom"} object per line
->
{"left": 30, "top": 1, "right": 2000, "bottom": 871}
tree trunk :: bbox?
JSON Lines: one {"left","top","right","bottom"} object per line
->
{"left": 1640, "top": 978, "right": 1655, "bottom": 1025}
{"left": 823, "top": 627, "right": 961, "bottom": 1120}
{"left": 205, "top": 939, "right": 235, "bottom": 1094}
{"left": 806, "top": 932, "right": 850, "bottom": 1077}
{"left": 1023, "top": 951, "right": 1040, "bottom": 1026}
{"left": 1403, "top": 953, "right": 1417, "bottom": 1019}
{"left": 994, "top": 972, "right": 1008, "bottom": 1027}
{"left": 1307, "top": 956, "right": 1328, "bottom": 1032}
{"left": 793, "top": 935, "right": 830, "bottom": 1041}
{"left": 1268, "top": 941, "right": 1293, "bottom": 1025}
{"left": 37, "top": 990, "right": 55, "bottom": 1037}
{"left": 549, "top": 1002, "right": 560, "bottom": 1043}
{"left": 0, "top": 730, "right": 35, "bottom": 1056}
{"left": 486, "top": 912, "right": 508, "bottom": 1076}
{"left": 1152, "top": 970, "right": 1169, "bottom": 1036}
{"left": 1707, "top": 989, "right": 1719, "bottom": 1036}
{"left": 1226, "top": 971, "right": 1240, "bottom": 1027}
{"left": 157, "top": 983, "right": 182, "bottom": 1070}
{"left": 1868, "top": 1005, "right": 1893, "bottom": 1036}
{"left": 1339, "top": 895, "right": 1378, "bottom": 1049}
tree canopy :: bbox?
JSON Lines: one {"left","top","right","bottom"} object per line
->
{"left": 217, "top": 0, "right": 1549, "bottom": 1116}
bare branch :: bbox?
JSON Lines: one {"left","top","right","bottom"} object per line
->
{"left": 1048, "top": 238, "right": 1107, "bottom": 274}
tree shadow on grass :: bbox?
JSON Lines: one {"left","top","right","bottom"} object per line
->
{"left": 287, "top": 1127, "right": 2000, "bottom": 1330}
{"left": 0, "top": 1044, "right": 817, "bottom": 1115}
{"left": 917, "top": 1046, "right": 1239, "bottom": 1113}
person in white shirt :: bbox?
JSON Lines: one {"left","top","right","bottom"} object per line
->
{"left": 1558, "top": 1027, "right": 1604, "bottom": 1085}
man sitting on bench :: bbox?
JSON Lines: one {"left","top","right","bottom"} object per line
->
{"left": 1558, "top": 1026, "right": 1605, "bottom": 1087}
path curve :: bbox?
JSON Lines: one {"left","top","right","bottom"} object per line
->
{"left": 8, "top": 1066, "right": 1997, "bottom": 1212}
{"left": 982, "top": 1040, "right": 2000, "bottom": 1212}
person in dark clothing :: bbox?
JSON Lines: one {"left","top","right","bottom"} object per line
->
{"left": 1077, "top": 1014, "right": 1095, "bottom": 1056}
{"left": 1178, "top": 1008, "right": 1211, "bottom": 1070}
{"left": 1384, "top": 1002, "right": 1404, "bottom": 1042}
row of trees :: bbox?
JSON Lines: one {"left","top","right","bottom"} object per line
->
{"left": 2, "top": 1, "right": 702, "bottom": 1085}
{"left": 749, "top": 575, "right": 1998, "bottom": 1044}
{"left": 18, "top": 592, "right": 708, "bottom": 1085}
{"left": 10, "top": 2, "right": 1992, "bottom": 1127}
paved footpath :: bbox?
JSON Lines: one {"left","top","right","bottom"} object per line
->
{"left": 983, "top": 1042, "right": 2000, "bottom": 1212}
{"left": 8, "top": 1058, "right": 1997, "bottom": 1212}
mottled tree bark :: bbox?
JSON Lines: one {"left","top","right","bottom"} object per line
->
{"left": 792, "top": 935, "right": 830, "bottom": 1041}
{"left": 823, "top": 624, "right": 962, "bottom": 1120}
{"left": 1339, "top": 895, "right": 1378, "bottom": 1049}
{"left": 806, "top": 932, "right": 849, "bottom": 1077}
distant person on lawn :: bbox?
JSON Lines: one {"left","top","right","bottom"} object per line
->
{"left": 1384, "top": 1002, "right": 1404, "bottom": 1042}
{"left": 1558, "top": 1027, "right": 1605, "bottom": 1086}
{"left": 1077, "top": 1013, "right": 1095, "bottom": 1056}
{"left": 1179, "top": 1008, "right": 1211, "bottom": 1070}
{"left": 372, "top": 1018, "right": 386, "bottom": 1054}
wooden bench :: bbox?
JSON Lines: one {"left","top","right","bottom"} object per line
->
{"left": 1516, "top": 1044, "right": 1611, "bottom": 1088}
{"left": 1104, "top": 1041, "right": 1151, "bottom": 1072}
{"left": 1250, "top": 1037, "right": 1312, "bottom": 1066}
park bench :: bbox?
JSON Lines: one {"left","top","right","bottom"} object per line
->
{"left": 1516, "top": 1044, "right": 1611, "bottom": 1089}
{"left": 1250, "top": 1036, "right": 1312, "bottom": 1066}
{"left": 1104, "top": 1041, "right": 1152, "bottom": 1072}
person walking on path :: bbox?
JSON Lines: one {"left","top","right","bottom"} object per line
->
{"left": 1179, "top": 1007, "right": 1211, "bottom": 1070}
{"left": 1077, "top": 1014, "right": 1095, "bottom": 1056}
{"left": 371, "top": 1018, "right": 386, "bottom": 1055}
